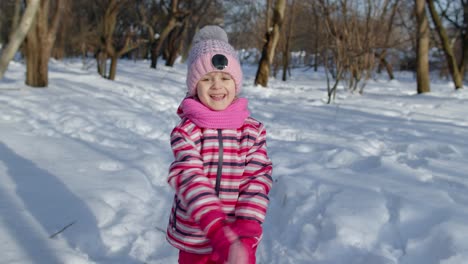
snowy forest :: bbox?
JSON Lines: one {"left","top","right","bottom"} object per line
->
{"left": 0, "top": 0, "right": 467, "bottom": 95}
{"left": 1, "top": 1, "right": 468, "bottom": 264}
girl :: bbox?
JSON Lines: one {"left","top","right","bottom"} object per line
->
{"left": 166, "top": 25, "right": 273, "bottom": 264}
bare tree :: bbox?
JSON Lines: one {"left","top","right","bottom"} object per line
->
{"left": 0, "top": 0, "right": 21, "bottom": 45}
{"left": 432, "top": 0, "right": 468, "bottom": 78}
{"left": 346, "top": 0, "right": 375, "bottom": 93}
{"left": 415, "top": 0, "right": 431, "bottom": 93}
{"left": 24, "top": 0, "right": 66, "bottom": 87}
{"left": 254, "top": 0, "right": 287, "bottom": 87}
{"left": 319, "top": 0, "right": 347, "bottom": 103}
{"left": 138, "top": 0, "right": 160, "bottom": 60}
{"left": 51, "top": 2, "right": 75, "bottom": 60}
{"left": 375, "top": 0, "right": 402, "bottom": 80}
{"left": 318, "top": 0, "right": 365, "bottom": 98}
{"left": 96, "top": 0, "right": 145, "bottom": 80}
{"left": 0, "top": 0, "right": 40, "bottom": 80}
{"left": 164, "top": 0, "right": 217, "bottom": 67}
{"left": 426, "top": 0, "right": 463, "bottom": 89}
{"left": 310, "top": 1, "right": 322, "bottom": 72}
{"left": 223, "top": 0, "right": 265, "bottom": 53}
{"left": 150, "top": 0, "right": 187, "bottom": 69}
{"left": 8, "top": 0, "right": 23, "bottom": 41}
{"left": 281, "top": 1, "right": 327, "bottom": 71}
{"left": 458, "top": 0, "right": 468, "bottom": 76}
{"left": 281, "top": 0, "right": 296, "bottom": 81}
{"left": 164, "top": 22, "right": 187, "bottom": 66}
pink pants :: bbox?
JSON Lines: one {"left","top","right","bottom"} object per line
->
{"left": 178, "top": 241, "right": 257, "bottom": 264}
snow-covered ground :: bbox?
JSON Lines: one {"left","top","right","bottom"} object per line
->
{"left": 1, "top": 59, "right": 468, "bottom": 264}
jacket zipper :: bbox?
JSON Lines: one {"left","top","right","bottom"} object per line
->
{"left": 215, "top": 129, "right": 224, "bottom": 196}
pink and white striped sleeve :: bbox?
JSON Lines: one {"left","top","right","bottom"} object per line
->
{"left": 236, "top": 124, "right": 273, "bottom": 223}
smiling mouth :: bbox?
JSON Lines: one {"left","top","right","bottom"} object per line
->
{"left": 210, "top": 95, "right": 225, "bottom": 101}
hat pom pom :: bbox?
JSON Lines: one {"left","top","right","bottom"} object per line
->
{"left": 193, "top": 25, "right": 229, "bottom": 45}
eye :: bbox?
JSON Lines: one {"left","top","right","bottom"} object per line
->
{"left": 200, "top": 77, "right": 210, "bottom": 82}
{"left": 222, "top": 74, "right": 232, "bottom": 81}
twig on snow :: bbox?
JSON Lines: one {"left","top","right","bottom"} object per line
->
{"left": 49, "top": 221, "right": 76, "bottom": 239}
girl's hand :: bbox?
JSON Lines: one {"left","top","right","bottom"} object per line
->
{"left": 226, "top": 240, "right": 248, "bottom": 264}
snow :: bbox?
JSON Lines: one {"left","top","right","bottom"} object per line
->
{"left": 1, "top": 59, "right": 468, "bottom": 264}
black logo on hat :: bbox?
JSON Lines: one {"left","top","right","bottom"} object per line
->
{"left": 212, "top": 54, "right": 228, "bottom": 70}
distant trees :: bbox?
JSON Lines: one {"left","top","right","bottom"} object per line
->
{"left": 316, "top": 0, "right": 406, "bottom": 102}
{"left": 0, "top": 0, "right": 465, "bottom": 93}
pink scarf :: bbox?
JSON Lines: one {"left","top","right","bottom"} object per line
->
{"left": 177, "top": 98, "right": 250, "bottom": 129}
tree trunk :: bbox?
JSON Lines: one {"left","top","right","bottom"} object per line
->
{"left": 313, "top": 37, "right": 319, "bottom": 72}
{"left": 24, "top": 0, "right": 65, "bottom": 87}
{"left": 25, "top": 39, "right": 48, "bottom": 87}
{"left": 152, "top": 19, "right": 178, "bottom": 68}
{"left": 98, "top": 0, "right": 118, "bottom": 79}
{"left": 255, "top": 32, "right": 272, "bottom": 87}
{"left": 254, "top": 0, "right": 286, "bottom": 87}
{"left": 426, "top": 0, "right": 463, "bottom": 89}
{"left": 109, "top": 55, "right": 118, "bottom": 80}
{"left": 376, "top": 50, "right": 395, "bottom": 80}
{"left": 282, "top": 0, "right": 295, "bottom": 82}
{"left": 415, "top": 0, "right": 431, "bottom": 93}
{"left": 324, "top": 50, "right": 342, "bottom": 104}
{"left": 150, "top": 40, "right": 159, "bottom": 68}
{"left": 151, "top": 0, "right": 180, "bottom": 69}
{"left": 0, "top": 0, "right": 40, "bottom": 80}
{"left": 165, "top": 22, "right": 187, "bottom": 67}
{"left": 266, "top": 0, "right": 272, "bottom": 30}
{"left": 11, "top": 0, "right": 22, "bottom": 33}
{"left": 312, "top": 3, "right": 320, "bottom": 72}
{"left": 460, "top": 2, "right": 468, "bottom": 76}
{"left": 98, "top": 0, "right": 142, "bottom": 80}
{"left": 52, "top": 14, "right": 68, "bottom": 60}
{"left": 96, "top": 49, "right": 107, "bottom": 77}
{"left": 381, "top": 57, "right": 395, "bottom": 80}
{"left": 377, "top": 0, "right": 399, "bottom": 80}
{"left": 281, "top": 51, "right": 289, "bottom": 81}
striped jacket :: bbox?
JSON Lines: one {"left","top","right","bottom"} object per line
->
{"left": 166, "top": 116, "right": 273, "bottom": 254}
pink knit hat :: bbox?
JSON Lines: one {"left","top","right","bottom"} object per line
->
{"left": 186, "top": 25, "right": 243, "bottom": 97}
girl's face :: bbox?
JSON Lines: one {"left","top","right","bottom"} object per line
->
{"left": 196, "top": 72, "right": 236, "bottom": 111}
